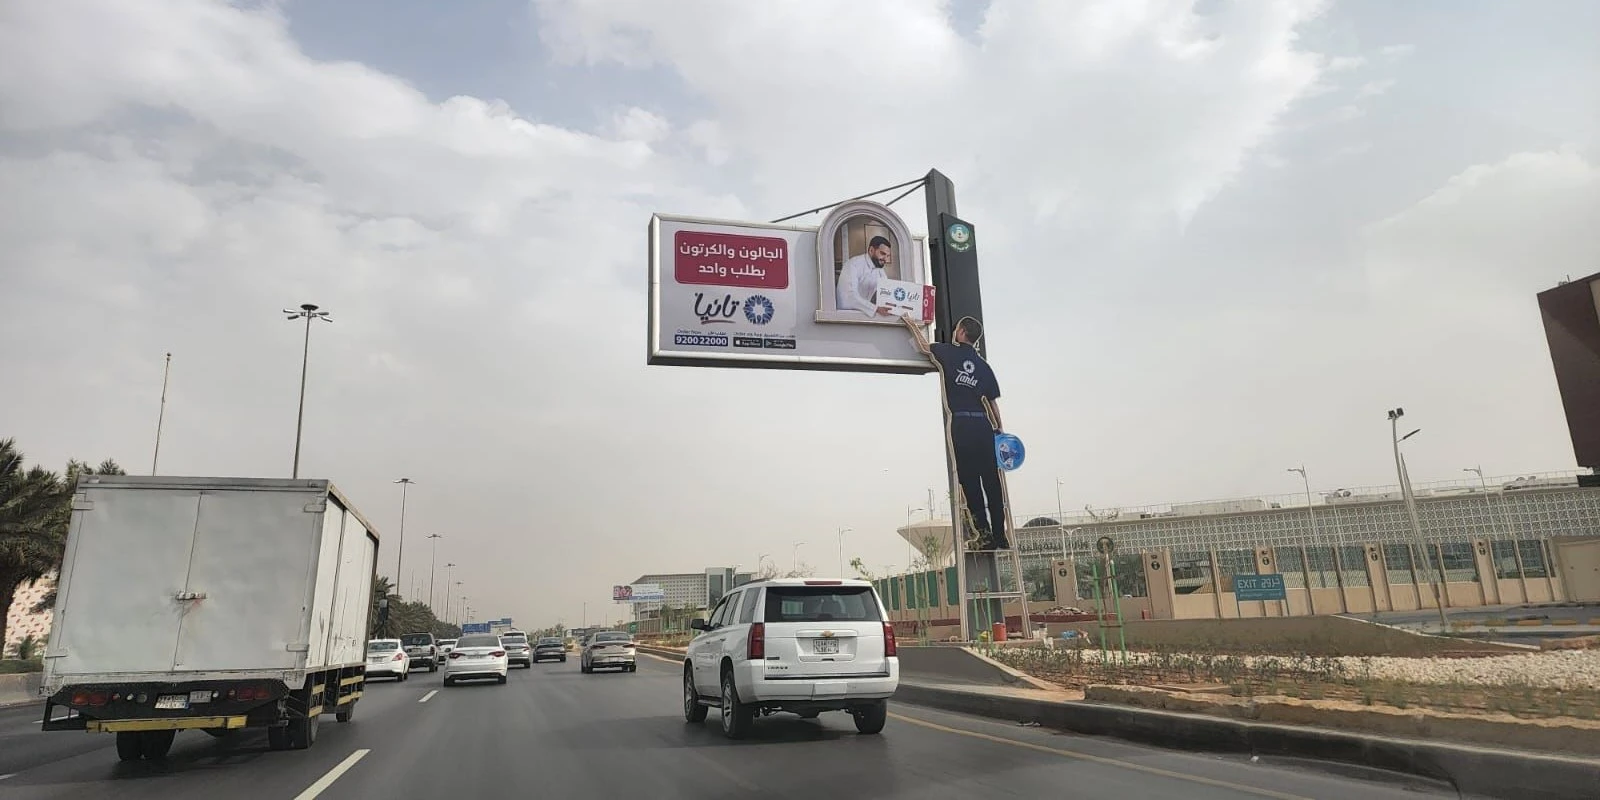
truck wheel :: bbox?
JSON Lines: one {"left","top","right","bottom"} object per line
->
{"left": 335, "top": 701, "right": 356, "bottom": 723}
{"left": 267, "top": 725, "right": 291, "bottom": 751}
{"left": 116, "top": 732, "right": 143, "bottom": 762}
{"left": 288, "top": 713, "right": 319, "bottom": 750}
{"left": 139, "top": 729, "right": 177, "bottom": 759}
{"left": 853, "top": 700, "right": 888, "bottom": 735}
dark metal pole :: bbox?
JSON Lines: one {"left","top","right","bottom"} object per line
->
{"left": 292, "top": 309, "right": 313, "bottom": 478}
{"left": 152, "top": 352, "right": 171, "bottom": 475}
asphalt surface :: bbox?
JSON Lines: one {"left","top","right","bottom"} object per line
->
{"left": 0, "top": 654, "right": 1460, "bottom": 799}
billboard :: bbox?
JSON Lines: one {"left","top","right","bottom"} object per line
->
{"left": 1538, "top": 270, "right": 1600, "bottom": 469}
{"left": 648, "top": 200, "right": 937, "bottom": 374}
{"left": 613, "top": 583, "right": 665, "bottom": 603}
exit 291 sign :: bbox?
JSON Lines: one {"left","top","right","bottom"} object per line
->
{"left": 1233, "top": 573, "right": 1287, "bottom": 602}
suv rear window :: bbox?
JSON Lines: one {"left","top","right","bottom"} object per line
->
{"left": 502, "top": 633, "right": 527, "bottom": 642}
{"left": 400, "top": 634, "right": 433, "bottom": 646}
{"left": 764, "top": 586, "right": 881, "bottom": 623}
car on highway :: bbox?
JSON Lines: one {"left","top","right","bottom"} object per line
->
{"left": 438, "top": 638, "right": 457, "bottom": 658}
{"left": 400, "top": 632, "right": 440, "bottom": 672}
{"left": 366, "top": 639, "right": 411, "bottom": 681}
{"left": 501, "top": 630, "right": 534, "bottom": 668}
{"left": 683, "top": 578, "right": 897, "bottom": 739}
{"left": 444, "top": 633, "right": 509, "bottom": 686}
{"left": 580, "top": 631, "right": 637, "bottom": 674}
{"left": 533, "top": 636, "right": 567, "bottom": 663}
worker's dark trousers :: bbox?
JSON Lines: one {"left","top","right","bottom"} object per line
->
{"left": 950, "top": 415, "right": 1008, "bottom": 549}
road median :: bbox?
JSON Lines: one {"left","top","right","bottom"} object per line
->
{"left": 895, "top": 680, "right": 1600, "bottom": 800}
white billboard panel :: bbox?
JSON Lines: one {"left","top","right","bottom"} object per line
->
{"left": 613, "top": 583, "right": 665, "bottom": 603}
{"left": 648, "top": 200, "right": 936, "bottom": 374}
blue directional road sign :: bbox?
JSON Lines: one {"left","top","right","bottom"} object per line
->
{"left": 1232, "top": 573, "right": 1287, "bottom": 602}
{"left": 461, "top": 622, "right": 491, "bottom": 634}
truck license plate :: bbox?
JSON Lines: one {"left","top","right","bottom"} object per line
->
{"left": 155, "top": 694, "right": 189, "bottom": 710}
{"left": 189, "top": 690, "right": 212, "bottom": 704}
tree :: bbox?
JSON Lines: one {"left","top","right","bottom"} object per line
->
{"left": 0, "top": 439, "right": 75, "bottom": 650}
{"left": 849, "top": 556, "right": 875, "bottom": 580}
{"left": 754, "top": 560, "right": 781, "bottom": 580}
{"left": 782, "top": 561, "right": 816, "bottom": 579}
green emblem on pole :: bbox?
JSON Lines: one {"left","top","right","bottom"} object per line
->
{"left": 946, "top": 222, "right": 973, "bottom": 253}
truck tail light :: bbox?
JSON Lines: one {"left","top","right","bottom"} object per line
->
{"left": 883, "top": 622, "right": 897, "bottom": 657}
{"left": 87, "top": 691, "right": 109, "bottom": 706}
{"left": 748, "top": 623, "right": 765, "bottom": 660}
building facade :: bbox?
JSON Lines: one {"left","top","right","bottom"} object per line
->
{"left": 621, "top": 567, "right": 753, "bottom": 632}
{"left": 885, "top": 473, "right": 1600, "bottom": 628}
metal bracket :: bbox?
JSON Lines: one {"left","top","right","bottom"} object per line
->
{"left": 304, "top": 501, "right": 327, "bottom": 513}
{"left": 72, "top": 496, "right": 94, "bottom": 511}
{"left": 285, "top": 643, "right": 310, "bottom": 653}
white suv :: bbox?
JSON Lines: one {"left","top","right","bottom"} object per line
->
{"left": 683, "top": 578, "right": 898, "bottom": 739}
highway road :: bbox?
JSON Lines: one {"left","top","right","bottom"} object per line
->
{"left": 0, "top": 653, "right": 1456, "bottom": 799}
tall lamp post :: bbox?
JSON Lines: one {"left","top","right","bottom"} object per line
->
{"left": 792, "top": 542, "right": 805, "bottom": 575}
{"left": 1464, "top": 466, "right": 1509, "bottom": 538}
{"left": 393, "top": 478, "right": 415, "bottom": 598}
{"left": 282, "top": 303, "right": 332, "bottom": 478}
{"left": 1387, "top": 408, "right": 1448, "bottom": 629}
{"left": 1055, "top": 477, "right": 1070, "bottom": 558}
{"left": 443, "top": 562, "right": 456, "bottom": 619}
{"left": 1287, "top": 465, "right": 1319, "bottom": 545}
{"left": 427, "top": 533, "right": 443, "bottom": 613}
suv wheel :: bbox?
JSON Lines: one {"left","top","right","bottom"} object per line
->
{"left": 853, "top": 700, "right": 888, "bottom": 735}
{"left": 683, "top": 667, "right": 708, "bottom": 723}
{"left": 719, "top": 670, "right": 752, "bottom": 740}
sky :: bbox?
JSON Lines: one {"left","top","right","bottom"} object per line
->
{"left": 2, "top": 0, "right": 1597, "bottom": 631}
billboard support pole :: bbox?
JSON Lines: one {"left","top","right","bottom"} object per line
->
{"left": 925, "top": 169, "right": 973, "bottom": 642}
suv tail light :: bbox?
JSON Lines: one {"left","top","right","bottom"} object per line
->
{"left": 747, "top": 623, "right": 765, "bottom": 660}
{"left": 883, "top": 622, "right": 897, "bottom": 657}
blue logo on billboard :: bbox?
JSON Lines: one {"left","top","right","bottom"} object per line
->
{"left": 893, "top": 287, "right": 907, "bottom": 302}
{"left": 743, "top": 294, "right": 775, "bottom": 325}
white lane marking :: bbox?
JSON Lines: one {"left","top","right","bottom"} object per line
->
{"left": 642, "top": 653, "right": 679, "bottom": 664}
{"left": 293, "top": 748, "right": 370, "bottom": 800}
{"left": 418, "top": 690, "right": 438, "bottom": 703}
{"left": 0, "top": 773, "right": 16, "bottom": 781}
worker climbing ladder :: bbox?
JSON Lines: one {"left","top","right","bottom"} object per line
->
{"left": 944, "top": 395, "right": 1032, "bottom": 645}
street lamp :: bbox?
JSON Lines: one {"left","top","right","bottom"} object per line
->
{"left": 836, "top": 527, "right": 852, "bottom": 577}
{"left": 427, "top": 534, "right": 443, "bottom": 613}
{"left": 392, "top": 478, "right": 415, "bottom": 599}
{"left": 1464, "top": 466, "right": 1509, "bottom": 538}
{"left": 283, "top": 303, "right": 332, "bottom": 478}
{"left": 1287, "top": 465, "right": 1319, "bottom": 545}
{"left": 452, "top": 580, "right": 464, "bottom": 625}
{"left": 1387, "top": 408, "right": 1447, "bottom": 629}
{"left": 443, "top": 562, "right": 456, "bottom": 620}
{"left": 792, "top": 542, "right": 805, "bottom": 575}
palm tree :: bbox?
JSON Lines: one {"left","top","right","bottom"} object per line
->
{"left": 0, "top": 439, "right": 72, "bottom": 650}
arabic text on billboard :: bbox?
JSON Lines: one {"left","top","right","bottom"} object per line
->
{"left": 613, "top": 583, "right": 665, "bottom": 603}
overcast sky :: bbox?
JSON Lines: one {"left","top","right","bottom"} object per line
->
{"left": 3, "top": 0, "right": 1596, "bottom": 631}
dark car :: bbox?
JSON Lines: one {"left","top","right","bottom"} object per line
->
{"left": 533, "top": 637, "right": 566, "bottom": 663}
{"left": 400, "top": 632, "right": 439, "bottom": 672}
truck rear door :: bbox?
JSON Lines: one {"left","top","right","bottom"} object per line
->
{"left": 172, "top": 488, "right": 320, "bottom": 671}
{"left": 50, "top": 486, "right": 201, "bottom": 676}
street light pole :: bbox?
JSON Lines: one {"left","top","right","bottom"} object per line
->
{"left": 393, "top": 478, "right": 414, "bottom": 598}
{"left": 792, "top": 542, "right": 805, "bottom": 575}
{"left": 282, "top": 303, "right": 331, "bottom": 478}
{"left": 452, "top": 581, "right": 464, "bottom": 626}
{"left": 1056, "top": 477, "right": 1068, "bottom": 558}
{"left": 427, "top": 533, "right": 443, "bottom": 613}
{"left": 443, "top": 562, "right": 456, "bottom": 619}
{"left": 152, "top": 353, "right": 172, "bottom": 475}
{"left": 1465, "top": 466, "right": 1509, "bottom": 539}
{"left": 1287, "top": 465, "right": 1319, "bottom": 545}
{"left": 1388, "top": 408, "right": 1447, "bottom": 630}
{"left": 836, "top": 528, "right": 851, "bottom": 577}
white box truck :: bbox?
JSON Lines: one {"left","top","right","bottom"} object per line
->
{"left": 39, "top": 476, "right": 379, "bottom": 761}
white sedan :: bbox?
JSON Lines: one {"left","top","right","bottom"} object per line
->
{"left": 444, "top": 633, "right": 509, "bottom": 686}
{"left": 366, "top": 639, "right": 410, "bottom": 681}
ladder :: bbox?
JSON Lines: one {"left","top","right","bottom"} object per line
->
{"left": 953, "top": 490, "right": 1033, "bottom": 644}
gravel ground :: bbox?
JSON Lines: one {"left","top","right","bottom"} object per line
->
{"left": 1038, "top": 646, "right": 1600, "bottom": 689}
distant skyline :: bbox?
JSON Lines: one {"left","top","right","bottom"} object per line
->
{"left": 2, "top": 0, "right": 1596, "bottom": 632}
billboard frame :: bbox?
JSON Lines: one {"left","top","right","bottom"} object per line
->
{"left": 647, "top": 212, "right": 936, "bottom": 375}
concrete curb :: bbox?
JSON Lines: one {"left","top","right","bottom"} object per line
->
{"left": 895, "top": 682, "right": 1600, "bottom": 800}
{"left": 0, "top": 672, "right": 42, "bottom": 708}
{"left": 947, "top": 647, "right": 1060, "bottom": 691}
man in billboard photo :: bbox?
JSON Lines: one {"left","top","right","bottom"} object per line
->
{"left": 902, "top": 314, "right": 1010, "bottom": 550}
{"left": 835, "top": 234, "right": 896, "bottom": 317}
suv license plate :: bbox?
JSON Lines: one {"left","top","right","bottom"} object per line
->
{"left": 155, "top": 695, "right": 189, "bottom": 710}
{"left": 813, "top": 639, "right": 840, "bottom": 654}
